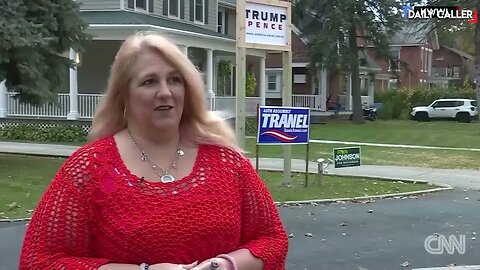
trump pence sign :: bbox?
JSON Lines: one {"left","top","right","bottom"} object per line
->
{"left": 257, "top": 106, "right": 310, "bottom": 145}
{"left": 245, "top": 2, "right": 288, "bottom": 46}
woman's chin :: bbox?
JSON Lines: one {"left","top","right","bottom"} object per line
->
{"left": 151, "top": 120, "right": 180, "bottom": 131}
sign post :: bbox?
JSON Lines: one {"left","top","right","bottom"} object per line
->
{"left": 257, "top": 106, "right": 310, "bottom": 186}
{"left": 237, "top": 0, "right": 292, "bottom": 182}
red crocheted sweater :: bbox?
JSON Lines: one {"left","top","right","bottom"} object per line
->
{"left": 19, "top": 136, "right": 288, "bottom": 270}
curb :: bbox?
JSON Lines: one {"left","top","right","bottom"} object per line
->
{"left": 273, "top": 186, "right": 453, "bottom": 206}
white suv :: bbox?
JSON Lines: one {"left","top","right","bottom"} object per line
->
{"left": 411, "top": 98, "right": 478, "bottom": 123}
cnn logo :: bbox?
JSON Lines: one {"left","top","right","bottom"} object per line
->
{"left": 424, "top": 234, "right": 466, "bottom": 255}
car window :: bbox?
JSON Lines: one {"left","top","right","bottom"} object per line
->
{"left": 432, "top": 101, "right": 448, "bottom": 108}
{"left": 456, "top": 101, "right": 464, "bottom": 107}
{"left": 472, "top": 101, "right": 477, "bottom": 107}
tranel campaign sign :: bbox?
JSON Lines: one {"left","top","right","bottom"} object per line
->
{"left": 257, "top": 106, "right": 310, "bottom": 145}
{"left": 245, "top": 2, "right": 288, "bottom": 46}
{"left": 333, "top": 147, "right": 361, "bottom": 168}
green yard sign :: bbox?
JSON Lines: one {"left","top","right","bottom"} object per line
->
{"left": 333, "top": 147, "right": 361, "bottom": 168}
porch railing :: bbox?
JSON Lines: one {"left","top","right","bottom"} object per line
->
{"left": 79, "top": 94, "right": 104, "bottom": 118}
{"left": 6, "top": 92, "right": 70, "bottom": 118}
{"left": 292, "top": 95, "right": 321, "bottom": 109}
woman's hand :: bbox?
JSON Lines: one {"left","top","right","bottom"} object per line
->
{"left": 190, "top": 258, "right": 230, "bottom": 270}
{"left": 150, "top": 261, "right": 198, "bottom": 270}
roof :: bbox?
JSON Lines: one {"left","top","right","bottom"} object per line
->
{"left": 442, "top": 46, "right": 474, "bottom": 60}
{"left": 359, "top": 51, "right": 381, "bottom": 71}
{"left": 80, "top": 10, "right": 233, "bottom": 40}
{"left": 390, "top": 21, "right": 438, "bottom": 48}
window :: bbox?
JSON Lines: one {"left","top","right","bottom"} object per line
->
{"left": 169, "top": 0, "right": 180, "bottom": 17}
{"left": 267, "top": 75, "right": 279, "bottom": 92}
{"left": 218, "top": 12, "right": 224, "bottom": 33}
{"left": 389, "top": 50, "right": 400, "bottom": 71}
{"left": 218, "top": 10, "right": 227, "bottom": 34}
{"left": 472, "top": 101, "right": 477, "bottom": 107}
{"left": 388, "top": 79, "right": 398, "bottom": 89}
{"left": 195, "top": 0, "right": 204, "bottom": 22}
{"left": 453, "top": 65, "right": 460, "bottom": 78}
{"left": 294, "top": 74, "right": 307, "bottom": 84}
{"left": 136, "top": 0, "right": 146, "bottom": 9}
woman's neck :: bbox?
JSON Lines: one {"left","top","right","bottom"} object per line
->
{"left": 126, "top": 126, "right": 181, "bottom": 152}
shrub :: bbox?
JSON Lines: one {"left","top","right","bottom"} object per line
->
{"left": 375, "top": 83, "right": 476, "bottom": 120}
{"left": 0, "top": 124, "right": 87, "bottom": 142}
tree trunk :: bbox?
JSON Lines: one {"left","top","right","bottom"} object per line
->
{"left": 349, "top": 21, "right": 364, "bottom": 123}
{"left": 476, "top": 1, "right": 480, "bottom": 123}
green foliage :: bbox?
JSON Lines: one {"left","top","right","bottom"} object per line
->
{"left": 246, "top": 70, "right": 256, "bottom": 97}
{"left": 0, "top": 124, "right": 87, "bottom": 142}
{"left": 0, "top": 0, "right": 90, "bottom": 105}
{"left": 245, "top": 117, "right": 258, "bottom": 136}
{"left": 375, "top": 83, "right": 476, "bottom": 120}
{"left": 294, "top": 0, "right": 404, "bottom": 73}
{"left": 216, "top": 60, "right": 232, "bottom": 96}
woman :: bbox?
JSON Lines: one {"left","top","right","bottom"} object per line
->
{"left": 19, "top": 32, "right": 289, "bottom": 270}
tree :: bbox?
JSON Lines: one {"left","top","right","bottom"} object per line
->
{"left": 421, "top": 0, "right": 479, "bottom": 124}
{"left": 294, "top": 0, "right": 404, "bottom": 123}
{"left": 0, "top": 0, "right": 90, "bottom": 105}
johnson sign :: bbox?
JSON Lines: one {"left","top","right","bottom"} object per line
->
{"left": 245, "top": 2, "right": 288, "bottom": 46}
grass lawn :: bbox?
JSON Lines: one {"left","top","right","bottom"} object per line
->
{"left": 260, "top": 171, "right": 435, "bottom": 203}
{"left": 0, "top": 154, "right": 65, "bottom": 219}
{"left": 0, "top": 153, "right": 435, "bottom": 219}
{"left": 246, "top": 120, "right": 480, "bottom": 170}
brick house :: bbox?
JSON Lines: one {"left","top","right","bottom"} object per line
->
{"left": 430, "top": 45, "right": 474, "bottom": 88}
{"left": 366, "top": 21, "right": 440, "bottom": 91}
{"left": 265, "top": 27, "right": 381, "bottom": 111}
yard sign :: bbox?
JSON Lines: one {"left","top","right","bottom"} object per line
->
{"left": 333, "top": 147, "right": 362, "bottom": 168}
{"left": 257, "top": 106, "right": 310, "bottom": 145}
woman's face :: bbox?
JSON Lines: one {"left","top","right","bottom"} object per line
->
{"left": 127, "top": 49, "right": 186, "bottom": 132}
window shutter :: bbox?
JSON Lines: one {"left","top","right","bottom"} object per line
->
{"left": 180, "top": 0, "right": 185, "bottom": 19}
{"left": 149, "top": 0, "right": 154, "bottom": 12}
{"left": 163, "top": 0, "right": 168, "bottom": 15}
{"left": 204, "top": 0, "right": 208, "bottom": 24}
{"left": 128, "top": 0, "right": 134, "bottom": 8}
{"left": 224, "top": 12, "right": 228, "bottom": 35}
{"left": 189, "top": 0, "right": 194, "bottom": 21}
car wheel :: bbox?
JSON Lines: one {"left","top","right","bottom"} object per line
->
{"left": 415, "top": 112, "right": 429, "bottom": 122}
{"left": 456, "top": 112, "right": 471, "bottom": 123}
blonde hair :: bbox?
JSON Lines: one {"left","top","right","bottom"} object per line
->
{"left": 88, "top": 32, "right": 240, "bottom": 152}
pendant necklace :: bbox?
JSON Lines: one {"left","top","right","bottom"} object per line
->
{"left": 128, "top": 130, "right": 185, "bottom": 183}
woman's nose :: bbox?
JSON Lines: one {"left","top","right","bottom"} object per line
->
{"left": 155, "top": 80, "right": 172, "bottom": 98}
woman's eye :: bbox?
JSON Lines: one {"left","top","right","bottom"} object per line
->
{"left": 167, "top": 76, "right": 183, "bottom": 84}
{"left": 141, "top": 78, "right": 156, "bottom": 86}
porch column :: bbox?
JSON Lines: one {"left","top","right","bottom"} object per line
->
{"left": 179, "top": 45, "right": 189, "bottom": 56}
{"left": 67, "top": 48, "right": 80, "bottom": 120}
{"left": 368, "top": 79, "right": 375, "bottom": 106}
{"left": 206, "top": 48, "right": 215, "bottom": 110}
{"left": 0, "top": 80, "right": 7, "bottom": 118}
{"left": 319, "top": 68, "right": 328, "bottom": 111}
{"left": 259, "top": 56, "right": 266, "bottom": 106}
{"left": 347, "top": 73, "right": 352, "bottom": 110}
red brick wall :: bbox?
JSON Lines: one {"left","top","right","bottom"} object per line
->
{"left": 432, "top": 47, "right": 469, "bottom": 84}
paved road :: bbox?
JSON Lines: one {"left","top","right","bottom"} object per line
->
{"left": 2, "top": 190, "right": 479, "bottom": 270}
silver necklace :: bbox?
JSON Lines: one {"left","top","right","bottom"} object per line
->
{"left": 128, "top": 130, "right": 185, "bottom": 183}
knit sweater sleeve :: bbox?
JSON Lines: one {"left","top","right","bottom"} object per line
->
{"left": 19, "top": 146, "right": 111, "bottom": 269}
{"left": 237, "top": 155, "right": 289, "bottom": 270}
